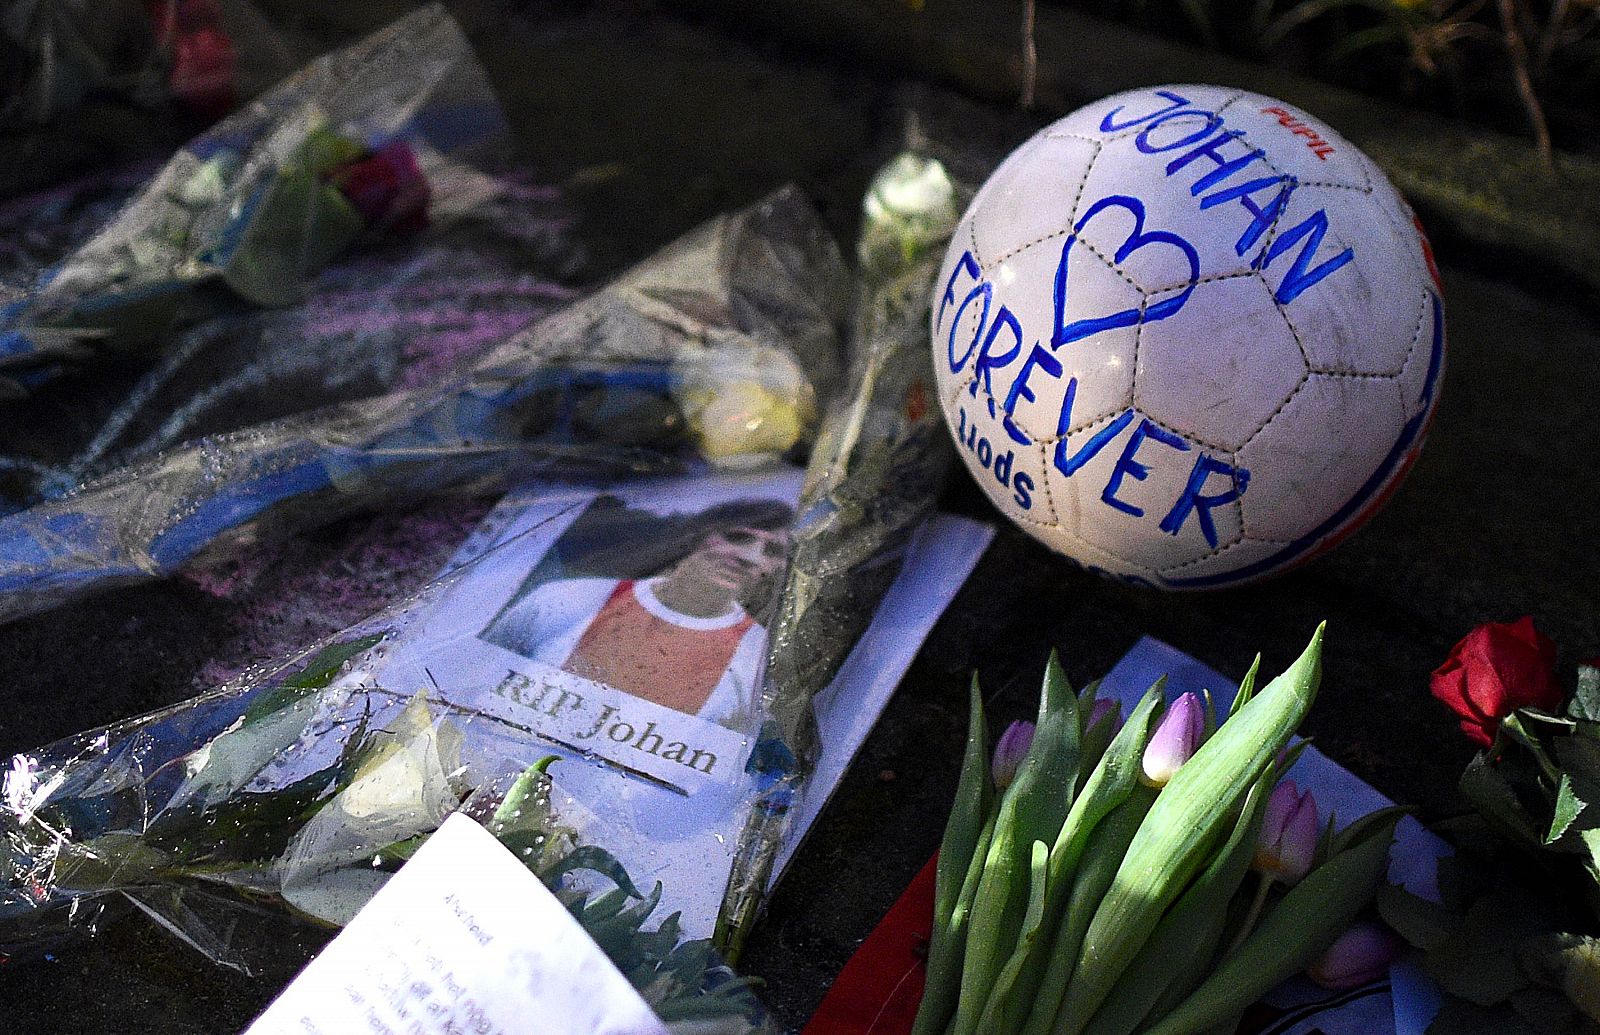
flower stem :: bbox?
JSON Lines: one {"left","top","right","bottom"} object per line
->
{"left": 1225, "top": 871, "right": 1274, "bottom": 958}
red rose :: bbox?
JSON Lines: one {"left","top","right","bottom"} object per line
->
{"left": 1430, "top": 616, "right": 1562, "bottom": 746}
{"left": 332, "top": 141, "right": 430, "bottom": 234}
{"left": 169, "top": 26, "right": 237, "bottom": 119}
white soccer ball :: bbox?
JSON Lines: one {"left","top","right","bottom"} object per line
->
{"left": 932, "top": 84, "right": 1445, "bottom": 589}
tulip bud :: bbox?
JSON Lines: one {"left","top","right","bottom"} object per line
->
{"left": 991, "top": 720, "right": 1034, "bottom": 791}
{"left": 1306, "top": 922, "right": 1404, "bottom": 989}
{"left": 1140, "top": 691, "right": 1204, "bottom": 786}
{"left": 1253, "top": 780, "right": 1319, "bottom": 883}
{"left": 1087, "top": 697, "right": 1120, "bottom": 732}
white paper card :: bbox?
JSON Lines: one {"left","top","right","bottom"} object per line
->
{"left": 247, "top": 812, "right": 669, "bottom": 1035}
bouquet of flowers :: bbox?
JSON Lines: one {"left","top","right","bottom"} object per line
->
{"left": 0, "top": 184, "right": 846, "bottom": 624}
{"left": 0, "top": 0, "right": 290, "bottom": 129}
{"left": 1, "top": 579, "right": 772, "bottom": 1031}
{"left": 714, "top": 150, "right": 963, "bottom": 958}
{"left": 913, "top": 627, "right": 1403, "bottom": 1035}
{"left": 1377, "top": 617, "right": 1600, "bottom": 1033}
{"left": 0, "top": 5, "right": 498, "bottom": 396}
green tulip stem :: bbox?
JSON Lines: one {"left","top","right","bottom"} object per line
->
{"left": 1225, "top": 871, "right": 1274, "bottom": 957}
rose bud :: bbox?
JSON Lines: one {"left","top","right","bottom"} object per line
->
{"left": 1140, "top": 691, "right": 1204, "bottom": 787}
{"left": 1307, "top": 922, "right": 1405, "bottom": 989}
{"left": 1253, "top": 780, "right": 1318, "bottom": 884}
{"left": 169, "top": 26, "right": 237, "bottom": 119}
{"left": 334, "top": 140, "right": 430, "bottom": 233}
{"left": 1430, "top": 616, "right": 1561, "bottom": 747}
{"left": 992, "top": 720, "right": 1035, "bottom": 791}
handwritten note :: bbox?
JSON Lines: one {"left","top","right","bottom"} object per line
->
{"left": 246, "top": 813, "right": 668, "bottom": 1035}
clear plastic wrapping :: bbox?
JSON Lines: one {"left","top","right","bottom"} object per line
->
{"left": 713, "top": 152, "right": 969, "bottom": 956}
{"left": 0, "top": 151, "right": 960, "bottom": 1031}
{"left": 0, "top": 183, "right": 849, "bottom": 625}
{"left": 0, "top": 587, "right": 775, "bottom": 1032}
{"left": 0, "top": 4, "right": 501, "bottom": 395}
{"left": 0, "top": 0, "right": 293, "bottom": 129}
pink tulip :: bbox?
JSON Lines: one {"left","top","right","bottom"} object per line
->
{"left": 1254, "top": 780, "right": 1319, "bottom": 883}
{"left": 1140, "top": 691, "right": 1204, "bottom": 786}
{"left": 1086, "top": 697, "right": 1121, "bottom": 732}
{"left": 992, "top": 720, "right": 1034, "bottom": 790}
{"left": 1307, "top": 922, "right": 1404, "bottom": 989}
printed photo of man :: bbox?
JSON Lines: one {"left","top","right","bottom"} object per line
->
{"left": 478, "top": 497, "right": 794, "bottom": 730}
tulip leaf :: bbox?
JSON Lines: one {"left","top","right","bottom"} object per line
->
{"left": 950, "top": 656, "right": 1080, "bottom": 1035}
{"left": 975, "top": 840, "right": 1052, "bottom": 1035}
{"left": 1076, "top": 705, "right": 1120, "bottom": 798}
{"left": 1141, "top": 811, "right": 1399, "bottom": 1035}
{"left": 1032, "top": 785, "right": 1159, "bottom": 1035}
{"left": 1015, "top": 679, "right": 1166, "bottom": 1035}
{"left": 1332, "top": 805, "right": 1411, "bottom": 855}
{"left": 1548, "top": 774, "right": 1587, "bottom": 845}
{"left": 1079, "top": 768, "right": 1274, "bottom": 1035}
{"left": 1055, "top": 626, "right": 1326, "bottom": 1035}
{"left": 914, "top": 677, "right": 994, "bottom": 1035}
{"left": 1228, "top": 655, "right": 1261, "bottom": 719}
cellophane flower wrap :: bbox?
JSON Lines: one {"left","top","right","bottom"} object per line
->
{"left": 711, "top": 151, "right": 962, "bottom": 957}
{"left": 0, "top": 0, "right": 292, "bottom": 130}
{"left": 0, "top": 182, "right": 847, "bottom": 625}
{"left": 0, "top": 145, "right": 983, "bottom": 1035}
{"left": 0, "top": 4, "right": 499, "bottom": 397}
{"left": 0, "top": 584, "right": 773, "bottom": 1032}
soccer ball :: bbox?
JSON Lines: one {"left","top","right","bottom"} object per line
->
{"left": 932, "top": 85, "right": 1445, "bottom": 590}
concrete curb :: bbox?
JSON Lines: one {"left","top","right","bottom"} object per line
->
{"left": 666, "top": 0, "right": 1600, "bottom": 296}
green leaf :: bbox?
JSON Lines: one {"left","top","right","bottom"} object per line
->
{"left": 242, "top": 634, "right": 384, "bottom": 725}
{"left": 1024, "top": 785, "right": 1158, "bottom": 1035}
{"left": 1054, "top": 626, "right": 1326, "bottom": 1035}
{"left": 1516, "top": 933, "right": 1600, "bottom": 1025}
{"left": 1570, "top": 666, "right": 1600, "bottom": 723}
{"left": 1333, "top": 805, "right": 1411, "bottom": 854}
{"left": 1082, "top": 767, "right": 1276, "bottom": 1035}
{"left": 975, "top": 841, "right": 1052, "bottom": 1035}
{"left": 950, "top": 655, "right": 1081, "bottom": 1035}
{"left": 1507, "top": 987, "right": 1595, "bottom": 1035}
{"left": 545, "top": 845, "right": 643, "bottom": 900}
{"left": 1142, "top": 810, "right": 1400, "bottom": 1035}
{"left": 1377, "top": 882, "right": 1459, "bottom": 952}
{"left": 1460, "top": 754, "right": 1544, "bottom": 849}
{"left": 1426, "top": 896, "right": 1540, "bottom": 1006}
{"left": 1016, "top": 679, "right": 1166, "bottom": 1035}
{"left": 1549, "top": 774, "right": 1588, "bottom": 845}
{"left": 914, "top": 676, "right": 993, "bottom": 1035}
{"left": 1556, "top": 735, "right": 1600, "bottom": 789}
{"left": 1228, "top": 655, "right": 1262, "bottom": 719}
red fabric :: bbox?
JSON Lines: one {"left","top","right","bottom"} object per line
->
{"left": 1430, "top": 616, "right": 1562, "bottom": 746}
{"left": 803, "top": 854, "right": 937, "bottom": 1035}
{"left": 561, "top": 580, "right": 752, "bottom": 715}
